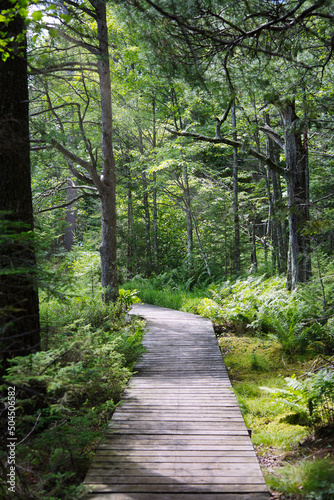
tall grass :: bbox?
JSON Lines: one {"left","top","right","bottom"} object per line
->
{"left": 123, "top": 275, "right": 208, "bottom": 312}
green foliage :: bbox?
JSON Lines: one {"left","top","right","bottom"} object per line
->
{"left": 204, "top": 276, "right": 333, "bottom": 355}
{"left": 265, "top": 458, "right": 334, "bottom": 500}
{"left": 220, "top": 334, "right": 311, "bottom": 453}
{"left": 123, "top": 274, "right": 208, "bottom": 311}
{"left": 0, "top": 284, "right": 145, "bottom": 498}
{"left": 261, "top": 369, "right": 334, "bottom": 429}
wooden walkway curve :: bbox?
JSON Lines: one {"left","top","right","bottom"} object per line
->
{"left": 84, "top": 303, "right": 270, "bottom": 500}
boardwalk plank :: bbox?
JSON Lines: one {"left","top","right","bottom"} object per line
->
{"left": 84, "top": 303, "right": 269, "bottom": 499}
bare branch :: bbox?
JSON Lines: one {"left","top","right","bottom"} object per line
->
{"left": 36, "top": 193, "right": 99, "bottom": 213}
{"left": 259, "top": 124, "right": 285, "bottom": 150}
{"left": 29, "top": 62, "right": 98, "bottom": 76}
{"left": 51, "top": 140, "right": 104, "bottom": 191}
{"left": 215, "top": 97, "right": 234, "bottom": 139}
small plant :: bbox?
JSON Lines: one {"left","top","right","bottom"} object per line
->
{"left": 265, "top": 458, "right": 334, "bottom": 499}
{"left": 118, "top": 288, "right": 141, "bottom": 312}
{"left": 261, "top": 369, "right": 334, "bottom": 429}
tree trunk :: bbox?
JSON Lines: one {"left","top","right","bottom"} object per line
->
{"left": 280, "top": 100, "right": 309, "bottom": 289}
{"left": 0, "top": 4, "right": 40, "bottom": 367}
{"left": 272, "top": 169, "right": 287, "bottom": 273}
{"left": 192, "top": 213, "right": 212, "bottom": 277}
{"left": 183, "top": 166, "right": 193, "bottom": 272}
{"left": 127, "top": 167, "right": 135, "bottom": 274}
{"left": 232, "top": 102, "right": 240, "bottom": 274}
{"left": 142, "top": 171, "right": 152, "bottom": 275}
{"left": 64, "top": 179, "right": 77, "bottom": 251}
{"left": 251, "top": 221, "right": 257, "bottom": 273}
{"left": 93, "top": 0, "right": 118, "bottom": 301}
{"left": 224, "top": 225, "right": 228, "bottom": 277}
{"left": 153, "top": 172, "right": 158, "bottom": 274}
{"left": 152, "top": 98, "right": 158, "bottom": 274}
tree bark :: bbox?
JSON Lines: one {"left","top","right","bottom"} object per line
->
{"left": 64, "top": 179, "right": 77, "bottom": 251}
{"left": 141, "top": 170, "right": 152, "bottom": 275}
{"left": 183, "top": 166, "right": 193, "bottom": 272}
{"left": 92, "top": 0, "right": 118, "bottom": 301}
{"left": 232, "top": 102, "right": 240, "bottom": 274}
{"left": 152, "top": 97, "right": 159, "bottom": 274}
{"left": 127, "top": 166, "right": 135, "bottom": 274}
{"left": 153, "top": 171, "right": 158, "bottom": 275}
{"left": 0, "top": 3, "right": 40, "bottom": 367}
{"left": 251, "top": 221, "right": 257, "bottom": 273}
{"left": 280, "top": 100, "right": 310, "bottom": 289}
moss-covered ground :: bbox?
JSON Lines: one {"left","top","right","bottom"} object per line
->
{"left": 218, "top": 333, "right": 334, "bottom": 499}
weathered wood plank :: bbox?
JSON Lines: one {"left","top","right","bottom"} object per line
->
{"left": 86, "top": 483, "right": 268, "bottom": 493}
{"left": 93, "top": 451, "right": 258, "bottom": 458}
{"left": 84, "top": 303, "right": 269, "bottom": 499}
{"left": 85, "top": 476, "right": 267, "bottom": 485}
{"left": 86, "top": 493, "right": 270, "bottom": 500}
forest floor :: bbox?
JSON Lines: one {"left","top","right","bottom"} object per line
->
{"left": 262, "top": 430, "right": 334, "bottom": 499}
{"left": 214, "top": 326, "right": 334, "bottom": 500}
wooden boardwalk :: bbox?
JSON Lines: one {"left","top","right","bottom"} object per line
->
{"left": 84, "top": 303, "right": 270, "bottom": 500}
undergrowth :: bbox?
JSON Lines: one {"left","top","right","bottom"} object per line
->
{"left": 0, "top": 250, "right": 145, "bottom": 500}
{"left": 219, "top": 334, "right": 334, "bottom": 499}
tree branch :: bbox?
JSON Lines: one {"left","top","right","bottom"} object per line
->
{"left": 215, "top": 97, "right": 234, "bottom": 139}
{"left": 46, "top": 26, "right": 100, "bottom": 56}
{"left": 259, "top": 124, "right": 285, "bottom": 150}
{"left": 165, "top": 127, "right": 287, "bottom": 177}
{"left": 36, "top": 193, "right": 99, "bottom": 213}
{"left": 50, "top": 140, "right": 104, "bottom": 191}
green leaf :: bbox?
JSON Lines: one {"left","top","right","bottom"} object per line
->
{"left": 32, "top": 10, "right": 43, "bottom": 22}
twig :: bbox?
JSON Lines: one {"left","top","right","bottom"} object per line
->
{"left": 16, "top": 413, "right": 41, "bottom": 446}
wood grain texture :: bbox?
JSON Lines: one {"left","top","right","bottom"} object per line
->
{"left": 84, "top": 303, "right": 269, "bottom": 499}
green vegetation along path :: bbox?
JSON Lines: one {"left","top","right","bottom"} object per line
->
{"left": 84, "top": 303, "right": 270, "bottom": 499}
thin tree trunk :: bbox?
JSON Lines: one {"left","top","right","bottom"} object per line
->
{"left": 152, "top": 97, "right": 158, "bottom": 274}
{"left": 183, "top": 166, "right": 193, "bottom": 272}
{"left": 127, "top": 167, "right": 135, "bottom": 274}
{"left": 137, "top": 125, "right": 152, "bottom": 276}
{"left": 224, "top": 225, "right": 228, "bottom": 277}
{"left": 142, "top": 170, "right": 152, "bottom": 275}
{"left": 302, "top": 89, "right": 311, "bottom": 281}
{"left": 192, "top": 213, "right": 212, "bottom": 277}
{"left": 251, "top": 222, "right": 257, "bottom": 272}
{"left": 153, "top": 172, "right": 158, "bottom": 274}
{"left": 64, "top": 179, "right": 76, "bottom": 251}
{"left": 232, "top": 102, "right": 240, "bottom": 274}
{"left": 272, "top": 169, "right": 287, "bottom": 273}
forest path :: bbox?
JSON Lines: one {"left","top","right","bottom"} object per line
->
{"left": 84, "top": 303, "right": 270, "bottom": 500}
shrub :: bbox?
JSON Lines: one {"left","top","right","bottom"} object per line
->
{"left": 0, "top": 290, "right": 145, "bottom": 499}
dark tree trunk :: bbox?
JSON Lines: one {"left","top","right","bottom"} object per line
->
{"left": 0, "top": 3, "right": 40, "bottom": 366}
